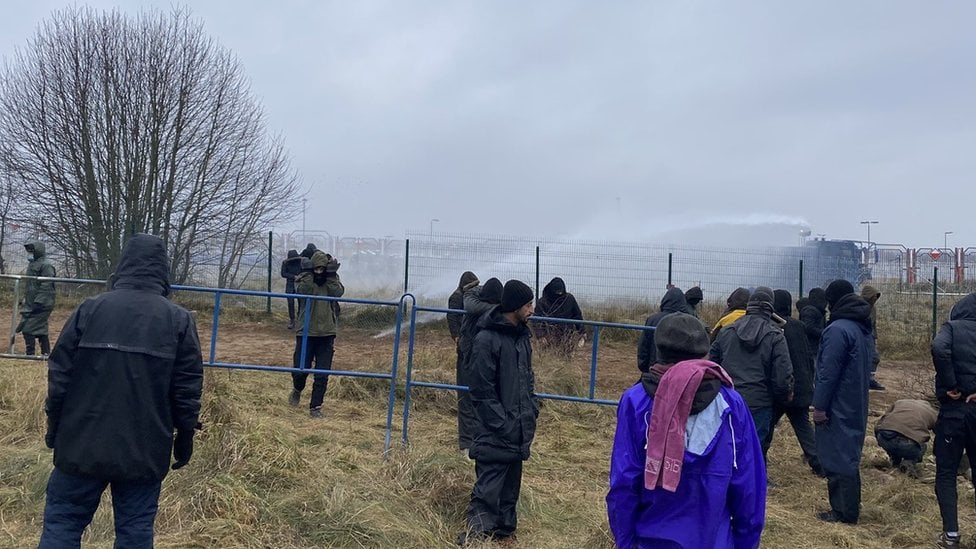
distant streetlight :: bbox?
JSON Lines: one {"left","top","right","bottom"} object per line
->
{"left": 945, "top": 231, "right": 954, "bottom": 250}
{"left": 429, "top": 218, "right": 440, "bottom": 237}
{"left": 859, "top": 220, "right": 878, "bottom": 246}
{"left": 302, "top": 198, "right": 307, "bottom": 243}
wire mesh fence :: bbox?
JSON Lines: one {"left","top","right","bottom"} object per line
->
{"left": 405, "top": 232, "right": 975, "bottom": 359}
{"left": 6, "top": 227, "right": 976, "bottom": 361}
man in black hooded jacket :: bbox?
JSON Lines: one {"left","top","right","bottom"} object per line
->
{"left": 460, "top": 280, "right": 538, "bottom": 546}
{"left": 40, "top": 234, "right": 203, "bottom": 548}
{"left": 637, "top": 287, "right": 691, "bottom": 373}
{"left": 932, "top": 293, "right": 976, "bottom": 548}
{"left": 771, "top": 289, "right": 823, "bottom": 476}
{"left": 812, "top": 279, "right": 874, "bottom": 524}
{"left": 533, "top": 277, "right": 585, "bottom": 354}
{"left": 800, "top": 287, "right": 828, "bottom": 355}
{"left": 709, "top": 287, "right": 794, "bottom": 459}
{"left": 457, "top": 277, "right": 506, "bottom": 453}
{"left": 447, "top": 271, "right": 479, "bottom": 454}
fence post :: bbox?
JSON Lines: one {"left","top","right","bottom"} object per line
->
{"left": 403, "top": 238, "right": 410, "bottom": 293}
{"left": 667, "top": 253, "right": 673, "bottom": 288}
{"left": 266, "top": 231, "right": 273, "bottom": 314}
{"left": 535, "top": 246, "right": 540, "bottom": 302}
{"left": 7, "top": 279, "right": 20, "bottom": 353}
{"left": 798, "top": 259, "right": 804, "bottom": 298}
{"left": 932, "top": 266, "right": 939, "bottom": 340}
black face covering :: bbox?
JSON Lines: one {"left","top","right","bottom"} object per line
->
{"left": 313, "top": 272, "right": 328, "bottom": 285}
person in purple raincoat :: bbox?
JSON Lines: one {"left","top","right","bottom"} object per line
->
{"left": 607, "top": 313, "right": 766, "bottom": 549}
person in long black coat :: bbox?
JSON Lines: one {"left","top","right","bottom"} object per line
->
{"left": 812, "top": 280, "right": 874, "bottom": 524}
{"left": 447, "top": 271, "right": 479, "bottom": 453}
{"left": 770, "top": 289, "right": 823, "bottom": 475}
{"left": 533, "top": 277, "right": 585, "bottom": 355}
{"left": 931, "top": 293, "right": 976, "bottom": 547}
{"left": 636, "top": 287, "right": 690, "bottom": 373}
{"left": 40, "top": 234, "right": 203, "bottom": 548}
{"left": 461, "top": 280, "right": 538, "bottom": 546}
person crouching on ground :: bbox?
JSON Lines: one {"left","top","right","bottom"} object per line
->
{"left": 875, "top": 398, "right": 937, "bottom": 479}
{"left": 607, "top": 313, "right": 766, "bottom": 549}
{"left": 459, "top": 280, "right": 538, "bottom": 546}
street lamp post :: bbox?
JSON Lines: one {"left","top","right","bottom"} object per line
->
{"left": 429, "top": 218, "right": 440, "bottom": 238}
{"left": 302, "top": 198, "right": 307, "bottom": 243}
{"left": 859, "top": 220, "right": 878, "bottom": 246}
{"left": 945, "top": 231, "right": 954, "bottom": 251}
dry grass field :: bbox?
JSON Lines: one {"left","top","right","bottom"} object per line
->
{"left": 1, "top": 303, "right": 974, "bottom": 548}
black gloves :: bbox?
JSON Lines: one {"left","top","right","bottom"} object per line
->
{"left": 300, "top": 257, "right": 314, "bottom": 272}
{"left": 324, "top": 259, "right": 340, "bottom": 275}
{"left": 172, "top": 422, "right": 202, "bottom": 470}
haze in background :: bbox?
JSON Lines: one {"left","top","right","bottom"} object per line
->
{"left": 2, "top": 1, "right": 973, "bottom": 248}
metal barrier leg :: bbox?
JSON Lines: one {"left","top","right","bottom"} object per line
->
{"left": 8, "top": 279, "right": 20, "bottom": 354}
{"left": 588, "top": 326, "right": 601, "bottom": 400}
{"left": 400, "top": 301, "right": 420, "bottom": 448}
{"left": 383, "top": 295, "right": 412, "bottom": 457}
{"left": 209, "top": 291, "right": 222, "bottom": 364}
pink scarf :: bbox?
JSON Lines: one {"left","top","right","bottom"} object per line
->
{"left": 644, "top": 359, "right": 733, "bottom": 492}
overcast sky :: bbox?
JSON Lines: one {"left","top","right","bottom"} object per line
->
{"left": 2, "top": 2, "right": 974, "bottom": 248}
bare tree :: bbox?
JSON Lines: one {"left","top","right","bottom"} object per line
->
{"left": 0, "top": 6, "right": 302, "bottom": 284}
{"left": 0, "top": 170, "right": 19, "bottom": 274}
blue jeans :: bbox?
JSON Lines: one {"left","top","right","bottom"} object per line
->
{"left": 39, "top": 467, "right": 161, "bottom": 549}
{"left": 750, "top": 407, "right": 773, "bottom": 459}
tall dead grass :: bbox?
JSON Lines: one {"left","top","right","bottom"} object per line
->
{"left": 0, "top": 326, "right": 973, "bottom": 547}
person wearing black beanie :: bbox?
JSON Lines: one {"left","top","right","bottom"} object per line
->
{"left": 459, "top": 278, "right": 537, "bottom": 545}
{"left": 500, "top": 279, "right": 534, "bottom": 314}
{"left": 812, "top": 279, "right": 874, "bottom": 524}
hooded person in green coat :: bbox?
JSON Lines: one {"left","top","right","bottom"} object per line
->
{"left": 17, "top": 240, "right": 56, "bottom": 355}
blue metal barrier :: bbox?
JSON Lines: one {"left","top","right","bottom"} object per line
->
{"left": 169, "top": 284, "right": 408, "bottom": 456}
{"left": 1, "top": 274, "right": 408, "bottom": 457}
{"left": 399, "top": 304, "right": 654, "bottom": 447}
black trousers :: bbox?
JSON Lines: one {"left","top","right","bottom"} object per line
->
{"left": 24, "top": 334, "right": 51, "bottom": 355}
{"left": 876, "top": 429, "right": 925, "bottom": 465}
{"left": 291, "top": 335, "right": 335, "bottom": 409}
{"left": 39, "top": 467, "right": 161, "bottom": 549}
{"left": 935, "top": 405, "right": 976, "bottom": 533}
{"left": 769, "top": 405, "right": 820, "bottom": 469}
{"left": 456, "top": 349, "right": 477, "bottom": 450}
{"left": 466, "top": 460, "right": 523, "bottom": 537}
{"left": 826, "top": 472, "right": 862, "bottom": 523}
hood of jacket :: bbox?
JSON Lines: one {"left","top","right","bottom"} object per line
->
{"left": 112, "top": 234, "right": 170, "bottom": 296}
{"left": 660, "top": 287, "right": 689, "bottom": 314}
{"left": 860, "top": 285, "right": 881, "bottom": 305}
{"left": 950, "top": 293, "right": 976, "bottom": 322}
{"left": 25, "top": 240, "right": 46, "bottom": 258}
{"left": 807, "top": 288, "right": 827, "bottom": 313}
{"left": 728, "top": 314, "right": 776, "bottom": 350}
{"left": 828, "top": 293, "right": 873, "bottom": 332}
{"left": 543, "top": 277, "right": 566, "bottom": 298}
{"left": 725, "top": 287, "right": 751, "bottom": 312}
{"left": 286, "top": 249, "right": 299, "bottom": 259}
{"left": 457, "top": 271, "right": 478, "bottom": 290}
{"left": 773, "top": 289, "right": 793, "bottom": 318}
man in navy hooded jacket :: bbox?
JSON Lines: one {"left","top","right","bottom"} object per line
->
{"left": 40, "top": 234, "right": 203, "bottom": 548}
{"left": 812, "top": 279, "right": 874, "bottom": 524}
